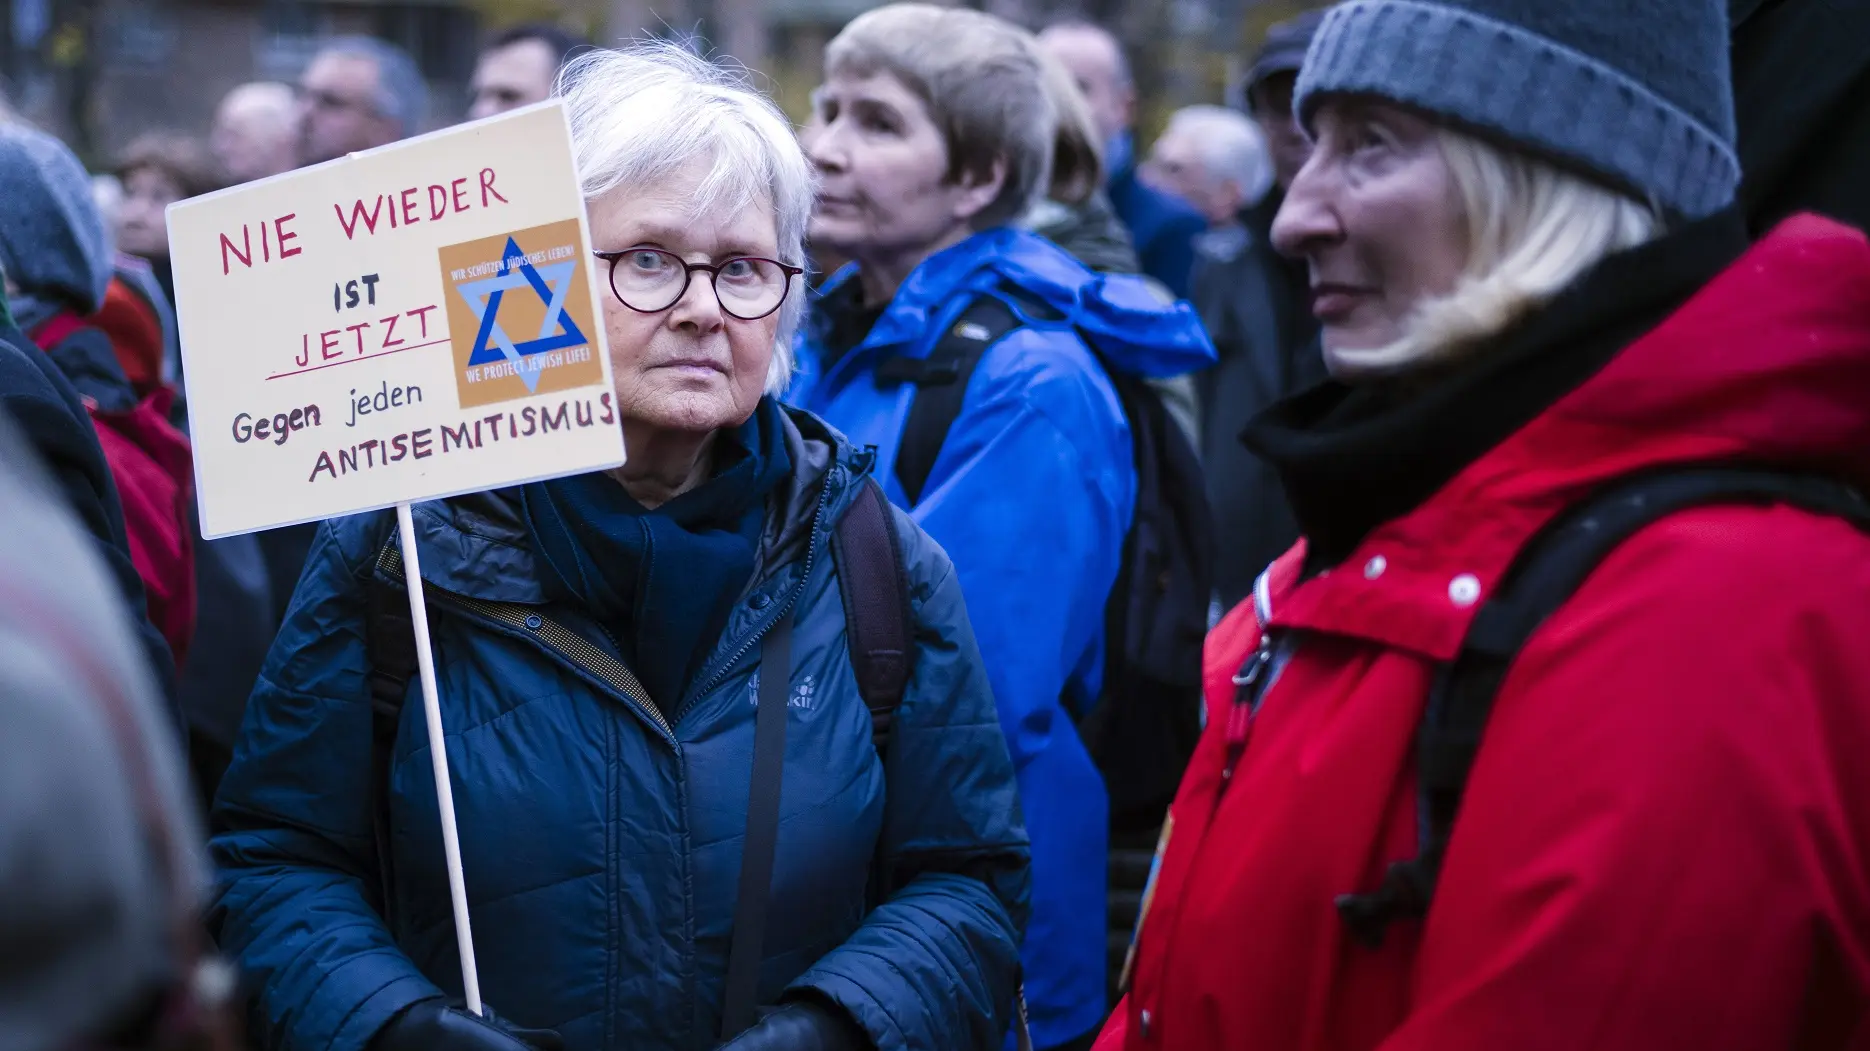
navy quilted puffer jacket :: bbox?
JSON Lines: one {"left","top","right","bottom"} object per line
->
{"left": 208, "top": 407, "right": 1030, "bottom": 1051}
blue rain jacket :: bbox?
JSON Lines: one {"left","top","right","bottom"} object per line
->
{"left": 209, "top": 408, "right": 1030, "bottom": 1051}
{"left": 786, "top": 227, "right": 1215, "bottom": 1046}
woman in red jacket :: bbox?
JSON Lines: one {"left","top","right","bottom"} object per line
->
{"left": 1098, "top": 1, "right": 1870, "bottom": 1049}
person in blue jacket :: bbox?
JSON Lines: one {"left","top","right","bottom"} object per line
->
{"left": 790, "top": 8, "right": 1214, "bottom": 1050}
{"left": 209, "top": 44, "right": 1029, "bottom": 1051}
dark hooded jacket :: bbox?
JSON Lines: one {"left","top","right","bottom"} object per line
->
{"left": 0, "top": 283, "right": 178, "bottom": 718}
{"left": 1191, "top": 192, "right": 1325, "bottom": 608}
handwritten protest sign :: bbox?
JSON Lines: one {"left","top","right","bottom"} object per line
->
{"left": 168, "top": 101, "right": 623, "bottom": 539}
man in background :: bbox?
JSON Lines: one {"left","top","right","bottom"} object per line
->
{"left": 468, "top": 23, "right": 590, "bottom": 121}
{"left": 212, "top": 81, "right": 300, "bottom": 184}
{"left": 296, "top": 36, "right": 428, "bottom": 165}
{"left": 1240, "top": 10, "right": 1321, "bottom": 194}
{"left": 1038, "top": 21, "right": 1207, "bottom": 299}
{"left": 1197, "top": 10, "right": 1328, "bottom": 610}
{"left": 1141, "top": 105, "right": 1273, "bottom": 231}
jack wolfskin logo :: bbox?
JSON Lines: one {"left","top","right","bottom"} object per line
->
{"left": 747, "top": 672, "right": 818, "bottom": 711}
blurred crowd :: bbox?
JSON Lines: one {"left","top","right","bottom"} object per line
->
{"left": 3, "top": 0, "right": 1870, "bottom": 1049}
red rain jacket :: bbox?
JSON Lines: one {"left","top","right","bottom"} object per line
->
{"left": 1097, "top": 215, "right": 1870, "bottom": 1051}
{"left": 32, "top": 309, "right": 195, "bottom": 669}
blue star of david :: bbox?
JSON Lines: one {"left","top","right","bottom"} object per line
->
{"left": 457, "top": 237, "right": 588, "bottom": 392}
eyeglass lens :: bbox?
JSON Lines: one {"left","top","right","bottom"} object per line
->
{"left": 607, "top": 249, "right": 790, "bottom": 320}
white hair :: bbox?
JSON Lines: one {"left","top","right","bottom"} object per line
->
{"left": 217, "top": 81, "right": 296, "bottom": 122}
{"left": 558, "top": 42, "right": 814, "bottom": 394}
{"left": 1165, "top": 105, "right": 1274, "bottom": 209}
{"left": 1329, "top": 128, "right": 1663, "bottom": 379}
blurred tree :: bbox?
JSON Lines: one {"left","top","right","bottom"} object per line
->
{"left": 49, "top": 0, "right": 101, "bottom": 162}
{"left": 1239, "top": 0, "right": 1321, "bottom": 60}
{"left": 714, "top": 0, "right": 768, "bottom": 73}
{"left": 460, "top": 0, "right": 717, "bottom": 49}
{"left": 464, "top": 0, "right": 603, "bottom": 39}
{"left": 450, "top": 0, "right": 1329, "bottom": 146}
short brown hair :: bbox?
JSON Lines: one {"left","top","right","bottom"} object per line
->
{"left": 115, "top": 134, "right": 222, "bottom": 200}
{"left": 825, "top": 4, "right": 1055, "bottom": 230}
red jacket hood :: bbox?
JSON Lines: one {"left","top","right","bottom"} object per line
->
{"left": 1270, "top": 214, "right": 1870, "bottom": 659}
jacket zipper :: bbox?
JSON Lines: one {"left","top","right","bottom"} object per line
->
{"left": 1222, "top": 569, "right": 1284, "bottom": 784}
{"left": 1133, "top": 600, "right": 1277, "bottom": 1037}
{"left": 1223, "top": 635, "right": 1274, "bottom": 784}
{"left": 376, "top": 545, "right": 676, "bottom": 741}
{"left": 1134, "top": 570, "right": 1288, "bottom": 1035}
{"left": 675, "top": 466, "right": 841, "bottom": 723}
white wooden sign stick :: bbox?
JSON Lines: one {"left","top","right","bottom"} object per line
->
{"left": 396, "top": 500, "right": 483, "bottom": 1014}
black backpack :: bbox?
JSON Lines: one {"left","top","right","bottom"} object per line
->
{"left": 1226, "top": 465, "right": 1870, "bottom": 948}
{"left": 877, "top": 285, "right": 1213, "bottom": 834}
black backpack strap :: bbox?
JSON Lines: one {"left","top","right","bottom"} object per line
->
{"left": 721, "top": 607, "right": 796, "bottom": 1040}
{"left": 1081, "top": 347, "right": 1216, "bottom": 832}
{"left": 882, "top": 293, "right": 1029, "bottom": 506}
{"left": 832, "top": 479, "right": 915, "bottom": 755}
{"left": 1336, "top": 466, "right": 1870, "bottom": 947}
{"left": 364, "top": 540, "right": 419, "bottom": 916}
{"left": 831, "top": 477, "right": 920, "bottom": 916}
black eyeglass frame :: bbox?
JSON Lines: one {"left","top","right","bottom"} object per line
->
{"left": 592, "top": 248, "right": 806, "bottom": 321}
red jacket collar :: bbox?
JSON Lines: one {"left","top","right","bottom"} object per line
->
{"left": 1267, "top": 214, "right": 1870, "bottom": 659}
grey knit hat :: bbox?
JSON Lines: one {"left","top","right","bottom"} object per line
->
{"left": 0, "top": 123, "right": 113, "bottom": 317}
{"left": 1295, "top": 0, "right": 1739, "bottom": 219}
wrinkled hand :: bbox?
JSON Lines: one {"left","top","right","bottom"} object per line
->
{"left": 373, "top": 999, "right": 564, "bottom": 1051}
{"left": 718, "top": 1000, "right": 872, "bottom": 1051}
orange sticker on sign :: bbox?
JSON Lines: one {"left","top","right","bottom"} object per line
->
{"left": 438, "top": 218, "right": 604, "bottom": 409}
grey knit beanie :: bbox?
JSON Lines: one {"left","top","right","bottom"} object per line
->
{"left": 0, "top": 123, "right": 113, "bottom": 318}
{"left": 1295, "top": 0, "right": 1739, "bottom": 219}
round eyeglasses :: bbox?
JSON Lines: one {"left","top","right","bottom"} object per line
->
{"left": 593, "top": 248, "right": 804, "bottom": 321}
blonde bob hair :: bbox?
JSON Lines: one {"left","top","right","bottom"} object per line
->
{"left": 1331, "top": 128, "right": 1663, "bottom": 378}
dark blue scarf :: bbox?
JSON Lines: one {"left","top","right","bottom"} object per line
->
{"left": 519, "top": 398, "right": 792, "bottom": 714}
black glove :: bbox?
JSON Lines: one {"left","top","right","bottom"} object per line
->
{"left": 372, "top": 999, "right": 565, "bottom": 1051}
{"left": 718, "top": 999, "right": 872, "bottom": 1051}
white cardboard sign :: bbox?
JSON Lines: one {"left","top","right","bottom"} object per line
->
{"left": 168, "top": 101, "right": 624, "bottom": 539}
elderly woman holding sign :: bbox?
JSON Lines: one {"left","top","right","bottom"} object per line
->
{"left": 209, "top": 44, "right": 1030, "bottom": 1051}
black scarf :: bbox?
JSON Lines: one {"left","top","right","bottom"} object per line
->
{"left": 1242, "top": 208, "right": 1750, "bottom": 572}
{"left": 807, "top": 275, "right": 887, "bottom": 372}
{"left": 519, "top": 397, "right": 792, "bottom": 714}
